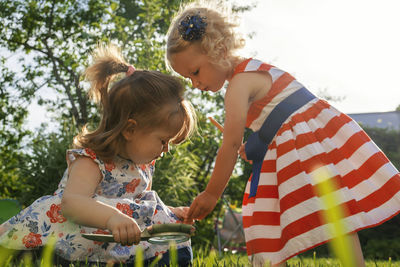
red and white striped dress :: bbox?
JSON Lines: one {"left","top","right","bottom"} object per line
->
{"left": 238, "top": 58, "right": 400, "bottom": 265}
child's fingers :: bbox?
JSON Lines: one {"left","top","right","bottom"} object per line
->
{"left": 126, "top": 225, "right": 136, "bottom": 245}
{"left": 176, "top": 207, "right": 186, "bottom": 219}
{"left": 238, "top": 143, "right": 253, "bottom": 164}
{"left": 182, "top": 206, "right": 190, "bottom": 212}
{"left": 187, "top": 202, "right": 202, "bottom": 221}
{"left": 172, "top": 206, "right": 189, "bottom": 220}
{"left": 190, "top": 207, "right": 206, "bottom": 221}
{"left": 120, "top": 228, "right": 129, "bottom": 246}
{"left": 195, "top": 210, "right": 207, "bottom": 220}
{"left": 183, "top": 217, "right": 194, "bottom": 224}
{"left": 183, "top": 208, "right": 195, "bottom": 224}
{"left": 112, "top": 229, "right": 121, "bottom": 244}
{"left": 238, "top": 143, "right": 246, "bottom": 157}
{"left": 186, "top": 204, "right": 195, "bottom": 220}
{"left": 177, "top": 207, "right": 189, "bottom": 218}
{"left": 133, "top": 227, "right": 141, "bottom": 245}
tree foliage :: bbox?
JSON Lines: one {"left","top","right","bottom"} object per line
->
{"left": 0, "top": 0, "right": 188, "bottom": 129}
{"left": 0, "top": 55, "right": 31, "bottom": 199}
{"left": 363, "top": 126, "right": 400, "bottom": 170}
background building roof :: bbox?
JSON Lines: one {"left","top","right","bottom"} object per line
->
{"left": 348, "top": 111, "right": 400, "bottom": 131}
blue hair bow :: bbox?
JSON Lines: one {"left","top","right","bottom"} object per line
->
{"left": 179, "top": 14, "right": 207, "bottom": 41}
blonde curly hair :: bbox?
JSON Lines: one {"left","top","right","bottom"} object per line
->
{"left": 166, "top": 0, "right": 245, "bottom": 73}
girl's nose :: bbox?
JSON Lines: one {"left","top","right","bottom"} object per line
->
{"left": 191, "top": 78, "right": 200, "bottom": 89}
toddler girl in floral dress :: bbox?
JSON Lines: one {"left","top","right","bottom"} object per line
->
{"left": 0, "top": 44, "right": 196, "bottom": 266}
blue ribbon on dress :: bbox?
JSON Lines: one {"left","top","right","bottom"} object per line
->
{"left": 245, "top": 87, "right": 316, "bottom": 198}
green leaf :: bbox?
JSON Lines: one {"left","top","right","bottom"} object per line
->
{"left": 110, "top": 2, "right": 118, "bottom": 11}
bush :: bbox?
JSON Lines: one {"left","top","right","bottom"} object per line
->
{"left": 363, "top": 238, "right": 400, "bottom": 260}
{"left": 18, "top": 123, "right": 75, "bottom": 206}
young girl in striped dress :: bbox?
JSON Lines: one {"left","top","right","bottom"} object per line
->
{"left": 166, "top": 1, "right": 400, "bottom": 266}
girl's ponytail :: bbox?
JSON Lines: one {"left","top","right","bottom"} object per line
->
{"left": 84, "top": 44, "right": 129, "bottom": 109}
{"left": 76, "top": 44, "right": 196, "bottom": 162}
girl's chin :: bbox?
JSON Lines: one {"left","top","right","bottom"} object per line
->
{"left": 136, "top": 154, "right": 162, "bottom": 164}
{"left": 152, "top": 156, "right": 161, "bottom": 161}
{"left": 210, "top": 87, "right": 222, "bottom": 93}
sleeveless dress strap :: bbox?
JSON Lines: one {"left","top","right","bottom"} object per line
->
{"left": 245, "top": 87, "right": 316, "bottom": 198}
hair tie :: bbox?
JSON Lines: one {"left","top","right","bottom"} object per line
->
{"left": 126, "top": 65, "right": 136, "bottom": 76}
{"left": 179, "top": 13, "right": 207, "bottom": 41}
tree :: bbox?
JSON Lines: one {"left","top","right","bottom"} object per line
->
{"left": 0, "top": 0, "right": 188, "bottom": 129}
{"left": 0, "top": 0, "right": 253, "bottom": 129}
{"left": 363, "top": 126, "right": 400, "bottom": 170}
{"left": 0, "top": 56, "right": 31, "bottom": 199}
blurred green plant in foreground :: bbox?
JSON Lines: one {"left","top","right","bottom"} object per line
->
{"left": 0, "top": 240, "right": 398, "bottom": 267}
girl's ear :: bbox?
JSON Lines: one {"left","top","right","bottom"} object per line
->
{"left": 222, "top": 46, "right": 228, "bottom": 59}
{"left": 122, "top": 119, "right": 137, "bottom": 140}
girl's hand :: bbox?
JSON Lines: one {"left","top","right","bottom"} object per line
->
{"left": 185, "top": 191, "right": 218, "bottom": 222}
{"left": 238, "top": 142, "right": 252, "bottom": 164}
{"left": 106, "top": 212, "right": 141, "bottom": 246}
{"left": 169, "top": 206, "right": 195, "bottom": 224}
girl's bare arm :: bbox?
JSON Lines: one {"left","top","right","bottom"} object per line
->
{"left": 61, "top": 157, "right": 118, "bottom": 228}
{"left": 187, "top": 71, "right": 272, "bottom": 220}
{"left": 61, "top": 157, "right": 141, "bottom": 245}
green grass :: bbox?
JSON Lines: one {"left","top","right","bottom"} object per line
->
{"left": 194, "top": 250, "right": 399, "bottom": 267}
{"left": 1, "top": 244, "right": 399, "bottom": 266}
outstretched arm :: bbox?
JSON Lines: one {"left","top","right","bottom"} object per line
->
{"left": 185, "top": 72, "right": 272, "bottom": 222}
{"left": 186, "top": 74, "right": 252, "bottom": 221}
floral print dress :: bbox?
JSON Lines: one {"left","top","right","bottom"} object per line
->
{"left": 0, "top": 148, "right": 190, "bottom": 263}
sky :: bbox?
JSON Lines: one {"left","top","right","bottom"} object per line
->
{"left": 238, "top": 0, "right": 400, "bottom": 114}
{"left": 24, "top": 0, "right": 400, "bottom": 129}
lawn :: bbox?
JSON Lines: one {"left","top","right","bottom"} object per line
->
{"left": 1, "top": 245, "right": 399, "bottom": 267}
{"left": 194, "top": 250, "right": 399, "bottom": 267}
